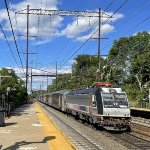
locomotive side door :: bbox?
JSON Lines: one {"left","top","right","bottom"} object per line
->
{"left": 88, "top": 94, "right": 92, "bottom": 114}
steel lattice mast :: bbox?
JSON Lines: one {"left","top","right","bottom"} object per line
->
{"left": 16, "top": 9, "right": 112, "bottom": 18}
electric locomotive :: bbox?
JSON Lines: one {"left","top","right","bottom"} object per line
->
{"left": 65, "top": 82, "right": 131, "bottom": 131}
{"left": 38, "top": 82, "right": 131, "bottom": 131}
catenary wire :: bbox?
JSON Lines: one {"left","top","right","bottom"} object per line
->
{"left": 58, "top": 0, "right": 128, "bottom": 70}
{"left": 4, "top": 0, "right": 25, "bottom": 75}
{"left": 57, "top": 0, "right": 116, "bottom": 67}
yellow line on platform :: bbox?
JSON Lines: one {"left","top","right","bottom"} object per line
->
{"left": 131, "top": 107, "right": 150, "bottom": 112}
{"left": 34, "top": 102, "right": 78, "bottom": 150}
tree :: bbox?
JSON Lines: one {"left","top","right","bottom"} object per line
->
{"left": 48, "top": 54, "right": 105, "bottom": 91}
{"left": 0, "top": 68, "right": 26, "bottom": 106}
{"left": 72, "top": 54, "right": 105, "bottom": 87}
{"left": 108, "top": 31, "right": 150, "bottom": 104}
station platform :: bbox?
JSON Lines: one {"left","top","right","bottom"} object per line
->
{"left": 131, "top": 107, "right": 150, "bottom": 112}
{"left": 131, "top": 107, "right": 150, "bottom": 119}
{"left": 0, "top": 102, "right": 77, "bottom": 150}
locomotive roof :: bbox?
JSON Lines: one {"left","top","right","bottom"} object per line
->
{"left": 68, "top": 87, "right": 125, "bottom": 95}
{"left": 68, "top": 87, "right": 99, "bottom": 95}
{"left": 49, "top": 90, "right": 69, "bottom": 95}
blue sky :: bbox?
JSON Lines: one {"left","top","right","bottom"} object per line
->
{"left": 0, "top": 0, "right": 149, "bottom": 92}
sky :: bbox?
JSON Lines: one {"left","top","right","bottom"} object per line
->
{"left": 0, "top": 0, "right": 149, "bottom": 92}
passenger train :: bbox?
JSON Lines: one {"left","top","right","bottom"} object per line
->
{"left": 38, "top": 82, "right": 131, "bottom": 131}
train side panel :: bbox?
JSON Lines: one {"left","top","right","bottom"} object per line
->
{"left": 47, "top": 94, "right": 52, "bottom": 106}
{"left": 66, "top": 93, "right": 100, "bottom": 124}
{"left": 51, "top": 93, "right": 61, "bottom": 110}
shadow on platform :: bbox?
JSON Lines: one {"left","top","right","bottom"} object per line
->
{"left": 11, "top": 104, "right": 35, "bottom": 116}
{"left": 11, "top": 113, "right": 29, "bottom": 116}
{"left": 4, "top": 122, "right": 17, "bottom": 127}
{"left": 1, "top": 136, "right": 55, "bottom": 150}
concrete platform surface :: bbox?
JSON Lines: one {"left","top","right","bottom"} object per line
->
{"left": 0, "top": 102, "right": 76, "bottom": 150}
{"left": 0, "top": 103, "right": 50, "bottom": 150}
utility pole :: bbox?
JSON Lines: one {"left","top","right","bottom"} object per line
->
{"left": 56, "top": 61, "right": 57, "bottom": 90}
{"left": 40, "top": 84, "right": 41, "bottom": 94}
{"left": 31, "top": 67, "right": 32, "bottom": 93}
{"left": 26, "top": 5, "right": 29, "bottom": 100}
{"left": 98, "top": 8, "right": 101, "bottom": 79}
{"left": 47, "top": 73, "right": 48, "bottom": 92}
{"left": 149, "top": 89, "right": 150, "bottom": 105}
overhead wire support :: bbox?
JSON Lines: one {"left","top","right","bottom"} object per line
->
{"left": 28, "top": 66, "right": 55, "bottom": 74}
{"left": 55, "top": 0, "right": 115, "bottom": 64}
{"left": 15, "top": 8, "right": 112, "bottom": 69}
{"left": 58, "top": 0, "right": 128, "bottom": 70}
{"left": 15, "top": 9, "right": 112, "bottom": 18}
{"left": 31, "top": 74, "right": 57, "bottom": 77}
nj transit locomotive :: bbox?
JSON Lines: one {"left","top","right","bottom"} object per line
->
{"left": 38, "top": 83, "right": 131, "bottom": 131}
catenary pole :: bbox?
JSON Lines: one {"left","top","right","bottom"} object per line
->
{"left": 98, "top": 8, "right": 101, "bottom": 81}
{"left": 31, "top": 67, "right": 32, "bottom": 93}
{"left": 26, "top": 5, "right": 29, "bottom": 101}
{"left": 56, "top": 61, "right": 58, "bottom": 90}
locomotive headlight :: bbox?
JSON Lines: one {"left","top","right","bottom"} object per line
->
{"left": 125, "top": 114, "right": 130, "bottom": 117}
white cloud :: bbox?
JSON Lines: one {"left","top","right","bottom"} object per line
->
{"left": 0, "top": 0, "right": 62, "bottom": 42}
{"left": 60, "top": 17, "right": 91, "bottom": 38}
{"left": 68, "top": 59, "right": 76, "bottom": 65}
{"left": 0, "top": 2, "right": 124, "bottom": 43}
{"left": 76, "top": 24, "right": 114, "bottom": 42}
{"left": 59, "top": 11, "right": 124, "bottom": 41}
{"left": 0, "top": 31, "right": 4, "bottom": 39}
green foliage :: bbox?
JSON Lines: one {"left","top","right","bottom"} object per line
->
{"left": 108, "top": 32, "right": 150, "bottom": 106}
{"left": 0, "top": 68, "right": 26, "bottom": 106}
{"left": 48, "top": 55, "right": 105, "bottom": 91}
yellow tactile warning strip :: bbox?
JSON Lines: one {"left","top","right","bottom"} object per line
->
{"left": 131, "top": 107, "right": 150, "bottom": 112}
{"left": 34, "top": 102, "right": 78, "bottom": 150}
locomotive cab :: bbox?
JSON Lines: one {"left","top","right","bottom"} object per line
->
{"left": 94, "top": 83, "right": 131, "bottom": 131}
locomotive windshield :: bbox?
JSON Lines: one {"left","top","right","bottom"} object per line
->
{"left": 102, "top": 93, "right": 128, "bottom": 108}
{"left": 115, "top": 93, "right": 128, "bottom": 107}
{"left": 102, "top": 93, "right": 114, "bottom": 108}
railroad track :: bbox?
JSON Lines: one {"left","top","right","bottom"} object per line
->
{"left": 131, "top": 117, "right": 150, "bottom": 136}
{"left": 39, "top": 102, "right": 150, "bottom": 150}
{"left": 110, "top": 132, "right": 150, "bottom": 150}
{"left": 132, "top": 117, "right": 150, "bottom": 125}
{"left": 40, "top": 103, "right": 102, "bottom": 150}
